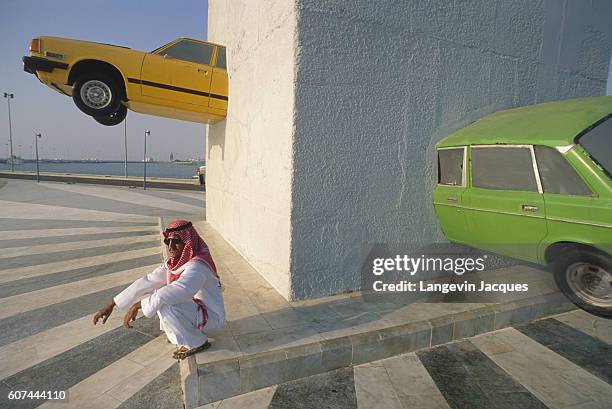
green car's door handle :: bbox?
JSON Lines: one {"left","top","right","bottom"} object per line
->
{"left": 447, "top": 196, "right": 458, "bottom": 202}
{"left": 522, "top": 204, "right": 539, "bottom": 212}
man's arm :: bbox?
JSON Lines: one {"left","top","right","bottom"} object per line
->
{"left": 140, "top": 263, "right": 207, "bottom": 318}
{"left": 93, "top": 263, "right": 166, "bottom": 325}
{"left": 113, "top": 263, "right": 167, "bottom": 310}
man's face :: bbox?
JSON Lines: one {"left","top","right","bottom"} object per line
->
{"left": 166, "top": 237, "right": 185, "bottom": 258}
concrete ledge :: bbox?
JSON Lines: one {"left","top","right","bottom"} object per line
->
{"left": 177, "top": 220, "right": 578, "bottom": 407}
{"left": 188, "top": 292, "right": 575, "bottom": 407}
{"left": 0, "top": 171, "right": 204, "bottom": 191}
{"left": 180, "top": 356, "right": 199, "bottom": 409}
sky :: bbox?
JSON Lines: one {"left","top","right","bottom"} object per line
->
{"left": 0, "top": 1, "right": 611, "bottom": 160}
{"left": 0, "top": 0, "right": 208, "bottom": 161}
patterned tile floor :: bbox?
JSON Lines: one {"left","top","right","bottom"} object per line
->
{"left": 2, "top": 179, "right": 610, "bottom": 409}
{"left": 0, "top": 179, "right": 206, "bottom": 409}
{"left": 199, "top": 310, "right": 612, "bottom": 409}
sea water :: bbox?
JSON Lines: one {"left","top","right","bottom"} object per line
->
{"left": 0, "top": 161, "right": 201, "bottom": 179}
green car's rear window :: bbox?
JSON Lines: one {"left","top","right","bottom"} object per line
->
{"left": 437, "top": 148, "right": 464, "bottom": 186}
{"left": 577, "top": 115, "right": 611, "bottom": 177}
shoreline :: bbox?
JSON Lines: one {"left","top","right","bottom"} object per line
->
{"left": 0, "top": 170, "right": 204, "bottom": 191}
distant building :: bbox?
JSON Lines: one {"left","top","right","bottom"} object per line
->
{"left": 170, "top": 152, "right": 174, "bottom": 162}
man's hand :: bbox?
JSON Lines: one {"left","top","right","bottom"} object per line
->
{"left": 123, "top": 301, "right": 141, "bottom": 329}
{"left": 93, "top": 299, "right": 116, "bottom": 325}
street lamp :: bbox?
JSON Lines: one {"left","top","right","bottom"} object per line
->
{"left": 124, "top": 116, "right": 128, "bottom": 177}
{"left": 35, "top": 133, "right": 41, "bottom": 183}
{"left": 3, "top": 92, "right": 14, "bottom": 172}
{"left": 143, "top": 129, "right": 150, "bottom": 190}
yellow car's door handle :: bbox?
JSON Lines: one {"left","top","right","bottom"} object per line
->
{"left": 198, "top": 69, "right": 209, "bottom": 76}
{"left": 447, "top": 196, "right": 458, "bottom": 202}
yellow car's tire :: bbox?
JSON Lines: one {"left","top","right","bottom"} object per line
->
{"left": 93, "top": 104, "right": 127, "bottom": 126}
{"left": 73, "top": 72, "right": 122, "bottom": 117}
{"left": 553, "top": 247, "right": 612, "bottom": 318}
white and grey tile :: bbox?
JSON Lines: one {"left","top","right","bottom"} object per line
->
{"left": 0, "top": 179, "right": 206, "bottom": 409}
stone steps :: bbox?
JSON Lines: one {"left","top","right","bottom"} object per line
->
{"left": 182, "top": 291, "right": 575, "bottom": 408}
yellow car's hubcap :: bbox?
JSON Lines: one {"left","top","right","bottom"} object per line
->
{"left": 81, "top": 80, "right": 112, "bottom": 109}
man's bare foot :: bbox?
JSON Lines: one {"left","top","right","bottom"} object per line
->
{"left": 172, "top": 341, "right": 211, "bottom": 360}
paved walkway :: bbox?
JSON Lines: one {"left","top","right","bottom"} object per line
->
{"left": 0, "top": 178, "right": 595, "bottom": 409}
{"left": 198, "top": 310, "right": 612, "bottom": 409}
{"left": 0, "top": 179, "right": 205, "bottom": 409}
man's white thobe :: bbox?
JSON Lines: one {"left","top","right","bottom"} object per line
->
{"left": 114, "top": 260, "right": 225, "bottom": 348}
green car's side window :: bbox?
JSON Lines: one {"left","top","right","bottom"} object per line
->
{"left": 471, "top": 146, "right": 539, "bottom": 192}
{"left": 437, "top": 147, "right": 465, "bottom": 186}
{"left": 534, "top": 146, "right": 592, "bottom": 196}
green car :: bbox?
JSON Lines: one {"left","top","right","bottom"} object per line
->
{"left": 433, "top": 96, "right": 612, "bottom": 317}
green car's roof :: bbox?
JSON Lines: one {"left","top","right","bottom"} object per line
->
{"left": 437, "top": 96, "right": 612, "bottom": 148}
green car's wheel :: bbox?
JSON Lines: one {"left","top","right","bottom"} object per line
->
{"left": 73, "top": 72, "right": 121, "bottom": 117}
{"left": 93, "top": 104, "right": 127, "bottom": 126}
{"left": 553, "top": 247, "right": 612, "bottom": 318}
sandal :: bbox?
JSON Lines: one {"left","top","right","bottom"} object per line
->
{"left": 172, "top": 341, "right": 211, "bottom": 360}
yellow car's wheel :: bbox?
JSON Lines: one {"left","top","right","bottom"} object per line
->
{"left": 73, "top": 72, "right": 121, "bottom": 117}
{"left": 93, "top": 104, "right": 127, "bottom": 126}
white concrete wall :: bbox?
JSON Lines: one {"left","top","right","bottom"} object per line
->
{"left": 289, "top": 0, "right": 612, "bottom": 299}
{"left": 606, "top": 53, "right": 612, "bottom": 95}
{"left": 208, "top": 0, "right": 612, "bottom": 300}
{"left": 206, "top": 0, "right": 297, "bottom": 297}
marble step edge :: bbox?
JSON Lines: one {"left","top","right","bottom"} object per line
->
{"left": 181, "top": 291, "right": 576, "bottom": 408}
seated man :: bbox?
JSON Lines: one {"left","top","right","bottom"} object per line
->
{"left": 94, "top": 219, "right": 225, "bottom": 359}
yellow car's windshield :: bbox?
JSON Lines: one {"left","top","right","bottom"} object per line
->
{"left": 150, "top": 40, "right": 175, "bottom": 54}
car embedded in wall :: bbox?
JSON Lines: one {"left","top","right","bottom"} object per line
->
{"left": 23, "top": 37, "right": 228, "bottom": 126}
{"left": 432, "top": 96, "right": 612, "bottom": 317}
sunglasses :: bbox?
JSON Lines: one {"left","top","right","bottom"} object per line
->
{"left": 164, "top": 237, "right": 184, "bottom": 246}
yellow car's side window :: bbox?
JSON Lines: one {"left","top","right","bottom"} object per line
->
{"left": 160, "top": 40, "right": 214, "bottom": 66}
{"left": 215, "top": 47, "right": 226, "bottom": 69}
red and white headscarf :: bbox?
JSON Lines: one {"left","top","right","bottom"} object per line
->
{"left": 163, "top": 219, "right": 219, "bottom": 283}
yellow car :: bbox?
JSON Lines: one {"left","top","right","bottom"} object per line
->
{"left": 23, "top": 36, "right": 228, "bottom": 126}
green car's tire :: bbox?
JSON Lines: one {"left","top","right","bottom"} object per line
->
{"left": 73, "top": 72, "right": 122, "bottom": 117}
{"left": 553, "top": 247, "right": 612, "bottom": 318}
{"left": 94, "top": 104, "right": 127, "bottom": 126}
